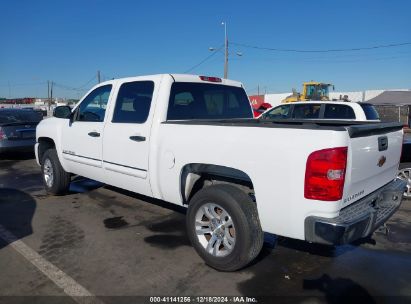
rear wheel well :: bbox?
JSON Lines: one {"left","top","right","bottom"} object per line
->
{"left": 181, "top": 164, "right": 255, "bottom": 204}
{"left": 38, "top": 137, "right": 56, "bottom": 165}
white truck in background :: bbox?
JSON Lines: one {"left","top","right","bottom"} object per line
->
{"left": 35, "top": 74, "right": 406, "bottom": 271}
{"left": 260, "top": 101, "right": 380, "bottom": 121}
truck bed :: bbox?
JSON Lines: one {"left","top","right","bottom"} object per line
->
{"left": 164, "top": 119, "right": 403, "bottom": 137}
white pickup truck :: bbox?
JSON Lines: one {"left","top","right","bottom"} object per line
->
{"left": 260, "top": 101, "right": 380, "bottom": 121}
{"left": 35, "top": 74, "right": 406, "bottom": 271}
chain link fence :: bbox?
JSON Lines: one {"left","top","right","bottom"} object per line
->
{"left": 374, "top": 105, "right": 410, "bottom": 126}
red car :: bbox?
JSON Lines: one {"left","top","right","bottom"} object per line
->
{"left": 253, "top": 102, "right": 272, "bottom": 118}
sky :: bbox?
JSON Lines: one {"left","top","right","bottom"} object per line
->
{"left": 1, "top": 0, "right": 410, "bottom": 99}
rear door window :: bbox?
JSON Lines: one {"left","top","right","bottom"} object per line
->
{"left": 167, "top": 83, "right": 252, "bottom": 120}
{"left": 324, "top": 104, "right": 356, "bottom": 119}
{"left": 292, "top": 104, "right": 321, "bottom": 119}
{"left": 112, "top": 81, "right": 154, "bottom": 123}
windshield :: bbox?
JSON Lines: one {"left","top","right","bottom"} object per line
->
{"left": 260, "top": 105, "right": 291, "bottom": 119}
{"left": 306, "top": 85, "right": 329, "bottom": 100}
{"left": 0, "top": 110, "right": 43, "bottom": 124}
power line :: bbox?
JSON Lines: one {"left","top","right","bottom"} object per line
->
{"left": 184, "top": 45, "right": 224, "bottom": 73}
{"left": 76, "top": 75, "right": 97, "bottom": 89}
{"left": 100, "top": 73, "right": 114, "bottom": 81}
{"left": 54, "top": 74, "right": 99, "bottom": 92}
{"left": 230, "top": 49, "right": 411, "bottom": 62}
{"left": 231, "top": 41, "right": 411, "bottom": 53}
{"left": 233, "top": 53, "right": 411, "bottom": 64}
{"left": 53, "top": 82, "right": 88, "bottom": 92}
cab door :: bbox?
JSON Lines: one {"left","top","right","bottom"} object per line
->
{"left": 102, "top": 79, "right": 157, "bottom": 196}
{"left": 61, "top": 84, "right": 113, "bottom": 180}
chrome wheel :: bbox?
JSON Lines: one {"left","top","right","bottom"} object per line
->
{"left": 195, "top": 203, "right": 235, "bottom": 257}
{"left": 43, "top": 158, "right": 54, "bottom": 188}
{"left": 397, "top": 168, "right": 411, "bottom": 198}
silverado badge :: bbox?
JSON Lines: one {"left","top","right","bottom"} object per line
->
{"left": 377, "top": 156, "right": 387, "bottom": 167}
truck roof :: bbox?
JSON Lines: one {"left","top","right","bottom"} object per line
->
{"left": 281, "top": 101, "right": 364, "bottom": 106}
{"left": 97, "top": 74, "right": 243, "bottom": 88}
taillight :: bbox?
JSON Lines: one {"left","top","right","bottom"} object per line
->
{"left": 0, "top": 127, "right": 7, "bottom": 141}
{"left": 199, "top": 76, "right": 222, "bottom": 83}
{"left": 305, "top": 147, "right": 348, "bottom": 201}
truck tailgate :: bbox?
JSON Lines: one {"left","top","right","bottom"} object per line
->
{"left": 343, "top": 122, "right": 403, "bottom": 207}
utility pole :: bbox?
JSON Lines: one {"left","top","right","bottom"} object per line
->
{"left": 223, "top": 22, "right": 228, "bottom": 79}
{"left": 257, "top": 85, "right": 260, "bottom": 96}
{"left": 47, "top": 81, "right": 50, "bottom": 110}
{"left": 209, "top": 22, "right": 242, "bottom": 79}
{"left": 50, "top": 81, "right": 53, "bottom": 109}
{"left": 209, "top": 21, "right": 243, "bottom": 79}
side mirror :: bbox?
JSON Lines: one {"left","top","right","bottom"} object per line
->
{"left": 53, "top": 106, "right": 72, "bottom": 119}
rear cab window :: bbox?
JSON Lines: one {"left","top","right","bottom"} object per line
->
{"left": 359, "top": 103, "right": 380, "bottom": 120}
{"left": 167, "top": 83, "right": 252, "bottom": 120}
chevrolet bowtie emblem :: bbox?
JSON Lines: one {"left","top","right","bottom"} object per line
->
{"left": 377, "top": 156, "right": 386, "bottom": 167}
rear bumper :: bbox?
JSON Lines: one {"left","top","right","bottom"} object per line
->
{"left": 305, "top": 179, "right": 406, "bottom": 245}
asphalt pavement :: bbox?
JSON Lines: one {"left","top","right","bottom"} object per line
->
{"left": 0, "top": 152, "right": 410, "bottom": 303}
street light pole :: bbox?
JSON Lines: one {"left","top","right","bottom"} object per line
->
{"left": 209, "top": 22, "right": 241, "bottom": 79}
{"left": 223, "top": 22, "right": 228, "bottom": 79}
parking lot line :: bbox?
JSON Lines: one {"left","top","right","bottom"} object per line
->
{"left": 0, "top": 224, "right": 102, "bottom": 304}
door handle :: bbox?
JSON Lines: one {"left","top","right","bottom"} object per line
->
{"left": 129, "top": 136, "right": 146, "bottom": 142}
{"left": 88, "top": 131, "right": 100, "bottom": 137}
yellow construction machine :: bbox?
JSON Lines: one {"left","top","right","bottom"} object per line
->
{"left": 282, "top": 81, "right": 334, "bottom": 103}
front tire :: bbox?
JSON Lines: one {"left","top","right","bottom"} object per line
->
{"left": 41, "top": 149, "right": 71, "bottom": 195}
{"left": 186, "top": 184, "right": 263, "bottom": 271}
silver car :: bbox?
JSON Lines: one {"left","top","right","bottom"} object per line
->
{"left": 0, "top": 109, "right": 43, "bottom": 154}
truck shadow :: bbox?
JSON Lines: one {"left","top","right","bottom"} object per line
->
{"left": 274, "top": 236, "right": 367, "bottom": 258}
{"left": 104, "top": 185, "right": 187, "bottom": 214}
{"left": 143, "top": 214, "right": 191, "bottom": 249}
{"left": 236, "top": 242, "right": 376, "bottom": 299}
{"left": 0, "top": 188, "right": 36, "bottom": 250}
{"left": 303, "top": 274, "right": 375, "bottom": 303}
{"left": 101, "top": 185, "right": 190, "bottom": 249}
{"left": 69, "top": 176, "right": 105, "bottom": 194}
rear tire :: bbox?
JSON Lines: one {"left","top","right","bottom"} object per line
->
{"left": 186, "top": 184, "right": 263, "bottom": 271}
{"left": 41, "top": 149, "right": 71, "bottom": 195}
